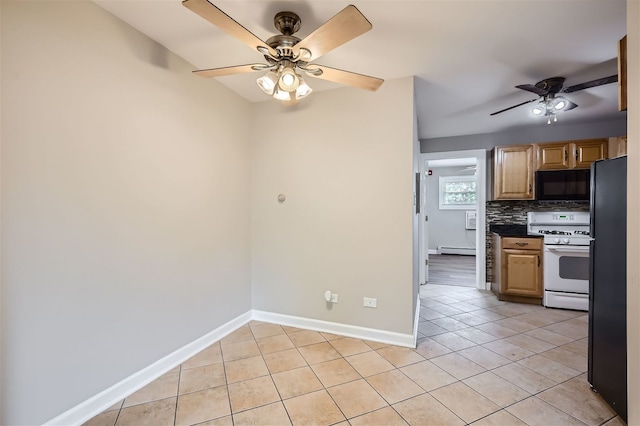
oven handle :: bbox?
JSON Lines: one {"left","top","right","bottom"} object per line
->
{"left": 545, "top": 246, "right": 590, "bottom": 253}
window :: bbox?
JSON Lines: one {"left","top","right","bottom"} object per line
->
{"left": 439, "top": 176, "right": 477, "bottom": 209}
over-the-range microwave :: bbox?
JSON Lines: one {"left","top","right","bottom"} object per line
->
{"left": 535, "top": 169, "right": 590, "bottom": 201}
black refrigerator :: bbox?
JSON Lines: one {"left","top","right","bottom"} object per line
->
{"left": 588, "top": 155, "right": 627, "bottom": 422}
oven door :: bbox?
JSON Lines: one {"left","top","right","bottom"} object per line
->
{"left": 543, "top": 245, "right": 590, "bottom": 293}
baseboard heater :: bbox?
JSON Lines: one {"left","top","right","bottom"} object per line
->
{"left": 437, "top": 246, "right": 476, "bottom": 256}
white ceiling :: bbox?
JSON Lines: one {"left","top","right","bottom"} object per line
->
{"left": 94, "top": 0, "right": 627, "bottom": 140}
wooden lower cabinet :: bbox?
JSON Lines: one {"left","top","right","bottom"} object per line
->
{"left": 491, "top": 235, "right": 543, "bottom": 304}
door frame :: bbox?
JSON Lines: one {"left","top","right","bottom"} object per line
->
{"left": 419, "top": 149, "right": 488, "bottom": 289}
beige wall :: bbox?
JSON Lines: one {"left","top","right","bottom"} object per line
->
{"left": 250, "top": 77, "right": 417, "bottom": 335}
{"left": 627, "top": 1, "right": 639, "bottom": 424}
{"left": 1, "top": 2, "right": 252, "bottom": 424}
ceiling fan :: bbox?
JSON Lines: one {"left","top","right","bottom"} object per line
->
{"left": 490, "top": 75, "right": 618, "bottom": 123}
{"left": 182, "top": 0, "right": 384, "bottom": 103}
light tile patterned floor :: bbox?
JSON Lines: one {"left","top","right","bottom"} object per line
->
{"left": 84, "top": 284, "right": 626, "bottom": 426}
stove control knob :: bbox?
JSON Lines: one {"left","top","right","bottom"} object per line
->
{"left": 553, "top": 238, "right": 561, "bottom": 244}
{"left": 561, "top": 238, "right": 570, "bottom": 244}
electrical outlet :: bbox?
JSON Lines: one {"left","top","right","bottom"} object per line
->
{"left": 363, "top": 297, "right": 377, "bottom": 308}
{"left": 331, "top": 293, "right": 338, "bottom": 303}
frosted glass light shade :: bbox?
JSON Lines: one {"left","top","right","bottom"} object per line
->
{"left": 256, "top": 71, "right": 278, "bottom": 95}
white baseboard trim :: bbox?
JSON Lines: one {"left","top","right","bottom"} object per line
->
{"left": 251, "top": 310, "right": 416, "bottom": 348}
{"left": 45, "top": 311, "right": 252, "bottom": 426}
{"left": 412, "top": 295, "right": 421, "bottom": 347}
{"left": 428, "top": 249, "right": 438, "bottom": 255}
{"left": 47, "top": 309, "right": 417, "bottom": 425}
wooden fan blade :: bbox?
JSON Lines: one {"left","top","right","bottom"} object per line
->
{"left": 193, "top": 64, "right": 265, "bottom": 78}
{"left": 306, "top": 65, "right": 383, "bottom": 91}
{"left": 515, "top": 84, "right": 547, "bottom": 96}
{"left": 182, "top": 0, "right": 277, "bottom": 57}
{"left": 490, "top": 98, "right": 538, "bottom": 116}
{"left": 293, "top": 5, "right": 372, "bottom": 62}
{"left": 562, "top": 75, "right": 618, "bottom": 93}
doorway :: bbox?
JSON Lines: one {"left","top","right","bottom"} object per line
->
{"left": 419, "top": 149, "right": 487, "bottom": 289}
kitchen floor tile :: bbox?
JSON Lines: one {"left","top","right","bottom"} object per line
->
{"left": 393, "top": 393, "right": 465, "bottom": 426}
{"left": 375, "top": 345, "right": 425, "bottom": 367}
{"left": 457, "top": 345, "right": 511, "bottom": 369}
{"left": 429, "top": 352, "right": 486, "bottom": 380}
{"left": 255, "top": 334, "right": 295, "bottom": 355}
{"left": 463, "top": 371, "right": 530, "bottom": 407}
{"left": 271, "top": 366, "right": 323, "bottom": 399}
{"left": 85, "top": 283, "right": 616, "bottom": 426}
{"left": 470, "top": 409, "right": 528, "bottom": 425}
{"left": 327, "top": 379, "right": 387, "bottom": 419}
{"left": 223, "top": 355, "right": 269, "bottom": 384}
{"left": 179, "top": 363, "right": 226, "bottom": 394}
{"left": 345, "top": 350, "right": 395, "bottom": 377}
{"left": 310, "top": 358, "right": 361, "bottom": 388}
{"left": 175, "top": 387, "right": 230, "bottom": 426}
{"left": 227, "top": 376, "right": 280, "bottom": 413}
{"left": 297, "top": 341, "right": 342, "bottom": 365}
{"left": 506, "top": 396, "right": 586, "bottom": 426}
{"left": 349, "top": 406, "right": 409, "bottom": 426}
{"left": 492, "top": 363, "right": 557, "bottom": 394}
{"left": 365, "top": 369, "right": 424, "bottom": 404}
{"left": 231, "top": 401, "right": 291, "bottom": 426}
{"left": 430, "top": 381, "right": 500, "bottom": 423}
{"left": 282, "top": 390, "right": 345, "bottom": 426}
{"left": 117, "top": 397, "right": 176, "bottom": 426}
{"left": 122, "top": 371, "right": 179, "bottom": 408}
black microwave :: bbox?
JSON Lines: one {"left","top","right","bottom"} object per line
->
{"left": 535, "top": 169, "right": 590, "bottom": 201}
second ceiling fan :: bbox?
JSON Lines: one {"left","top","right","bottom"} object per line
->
{"left": 182, "top": 0, "right": 384, "bottom": 103}
{"left": 490, "top": 74, "right": 618, "bottom": 123}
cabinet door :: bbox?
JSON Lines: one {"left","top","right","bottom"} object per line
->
{"left": 493, "top": 145, "right": 534, "bottom": 200}
{"left": 572, "top": 139, "right": 608, "bottom": 168}
{"left": 537, "top": 142, "right": 571, "bottom": 170}
{"left": 501, "top": 249, "right": 542, "bottom": 297}
{"left": 608, "top": 136, "right": 627, "bottom": 158}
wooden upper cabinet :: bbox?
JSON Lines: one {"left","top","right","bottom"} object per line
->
{"left": 609, "top": 136, "right": 628, "bottom": 158}
{"left": 493, "top": 145, "right": 534, "bottom": 200}
{"left": 536, "top": 138, "right": 608, "bottom": 170}
{"left": 573, "top": 139, "right": 608, "bottom": 168}
{"left": 537, "top": 142, "right": 571, "bottom": 170}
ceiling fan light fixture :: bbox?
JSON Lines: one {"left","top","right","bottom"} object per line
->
{"left": 273, "top": 87, "right": 292, "bottom": 101}
{"left": 278, "top": 66, "right": 299, "bottom": 92}
{"left": 256, "top": 70, "right": 279, "bottom": 95}
{"left": 294, "top": 76, "right": 313, "bottom": 100}
{"left": 531, "top": 104, "right": 545, "bottom": 115}
{"left": 549, "top": 96, "right": 569, "bottom": 112}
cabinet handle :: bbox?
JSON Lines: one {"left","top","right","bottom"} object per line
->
{"left": 538, "top": 255, "right": 541, "bottom": 267}
{"left": 515, "top": 242, "right": 528, "bottom": 247}
{"left": 529, "top": 183, "right": 532, "bottom": 192}
{"left": 565, "top": 150, "right": 568, "bottom": 162}
{"left": 575, "top": 150, "right": 579, "bottom": 161}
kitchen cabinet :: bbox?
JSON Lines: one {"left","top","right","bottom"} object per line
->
{"left": 493, "top": 145, "right": 534, "bottom": 200}
{"left": 491, "top": 235, "right": 543, "bottom": 304}
{"left": 536, "top": 139, "right": 608, "bottom": 170}
{"left": 609, "top": 136, "right": 627, "bottom": 158}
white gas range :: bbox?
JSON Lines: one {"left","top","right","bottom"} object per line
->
{"left": 527, "top": 211, "right": 591, "bottom": 311}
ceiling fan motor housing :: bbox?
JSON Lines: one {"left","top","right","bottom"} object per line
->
{"left": 536, "top": 77, "right": 565, "bottom": 94}
{"left": 274, "top": 11, "right": 301, "bottom": 36}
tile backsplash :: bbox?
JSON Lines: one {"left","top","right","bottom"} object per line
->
{"left": 485, "top": 200, "right": 589, "bottom": 283}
